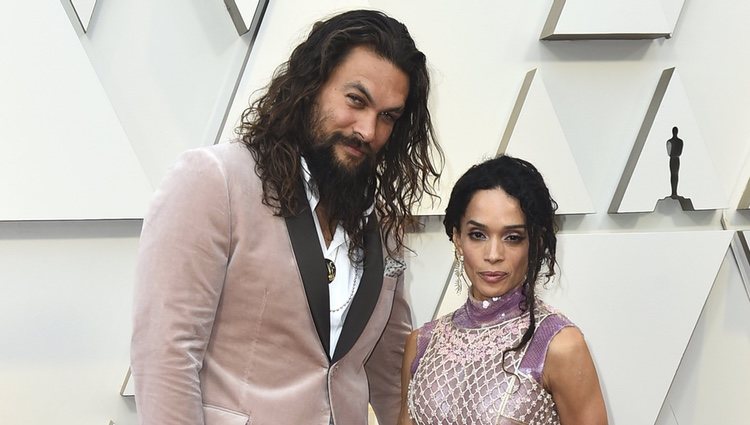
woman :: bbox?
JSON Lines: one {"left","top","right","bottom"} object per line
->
{"left": 399, "top": 156, "right": 607, "bottom": 425}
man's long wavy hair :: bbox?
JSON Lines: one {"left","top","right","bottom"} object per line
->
{"left": 237, "top": 10, "right": 442, "bottom": 257}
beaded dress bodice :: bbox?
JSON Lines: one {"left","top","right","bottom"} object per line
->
{"left": 407, "top": 287, "right": 572, "bottom": 425}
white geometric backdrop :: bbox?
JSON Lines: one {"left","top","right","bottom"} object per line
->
{"left": 1, "top": 1, "right": 750, "bottom": 424}
{"left": 1, "top": 2, "right": 152, "bottom": 220}
{"left": 498, "top": 68, "right": 595, "bottom": 214}
{"left": 610, "top": 67, "right": 728, "bottom": 213}
{"left": 540, "top": 0, "right": 686, "bottom": 40}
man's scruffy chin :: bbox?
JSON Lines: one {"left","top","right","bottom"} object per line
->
{"left": 303, "top": 134, "right": 376, "bottom": 224}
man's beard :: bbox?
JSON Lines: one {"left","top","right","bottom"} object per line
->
{"left": 303, "top": 131, "right": 378, "bottom": 234}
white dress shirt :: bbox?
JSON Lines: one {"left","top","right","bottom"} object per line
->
{"left": 300, "top": 158, "right": 372, "bottom": 358}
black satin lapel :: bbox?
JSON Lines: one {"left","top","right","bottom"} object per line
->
{"left": 284, "top": 182, "right": 330, "bottom": 359}
{"left": 332, "top": 213, "right": 384, "bottom": 362}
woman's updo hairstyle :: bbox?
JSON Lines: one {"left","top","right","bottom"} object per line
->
{"left": 443, "top": 155, "right": 559, "bottom": 355}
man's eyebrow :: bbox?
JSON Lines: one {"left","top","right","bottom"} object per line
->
{"left": 345, "top": 81, "right": 405, "bottom": 114}
{"left": 345, "top": 82, "right": 373, "bottom": 104}
{"left": 384, "top": 104, "right": 406, "bottom": 116}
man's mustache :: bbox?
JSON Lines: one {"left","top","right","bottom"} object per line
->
{"left": 325, "top": 133, "right": 374, "bottom": 158}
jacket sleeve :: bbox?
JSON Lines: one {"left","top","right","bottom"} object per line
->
{"left": 130, "top": 148, "right": 231, "bottom": 425}
{"left": 365, "top": 270, "right": 413, "bottom": 425}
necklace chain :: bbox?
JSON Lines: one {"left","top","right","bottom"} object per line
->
{"left": 328, "top": 244, "right": 362, "bottom": 313}
{"left": 330, "top": 266, "right": 361, "bottom": 313}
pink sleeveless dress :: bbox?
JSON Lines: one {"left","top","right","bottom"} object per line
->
{"left": 407, "top": 285, "right": 573, "bottom": 425}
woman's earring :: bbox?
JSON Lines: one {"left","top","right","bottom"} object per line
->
{"left": 453, "top": 250, "right": 465, "bottom": 294}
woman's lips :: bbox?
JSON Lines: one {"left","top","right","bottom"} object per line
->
{"left": 478, "top": 271, "right": 508, "bottom": 283}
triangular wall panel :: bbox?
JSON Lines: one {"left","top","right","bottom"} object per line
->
{"left": 69, "top": 0, "right": 97, "bottom": 32}
{"left": 120, "top": 367, "right": 134, "bottom": 397}
{"left": 223, "top": 0, "right": 269, "bottom": 36}
{"left": 654, "top": 242, "right": 750, "bottom": 425}
{"left": 655, "top": 407, "right": 680, "bottom": 425}
{"left": 1, "top": 3, "right": 152, "bottom": 220}
{"left": 610, "top": 68, "right": 728, "bottom": 213}
{"left": 212, "top": 0, "right": 270, "bottom": 145}
{"left": 499, "top": 69, "right": 595, "bottom": 215}
{"left": 404, "top": 219, "right": 455, "bottom": 328}
{"left": 539, "top": 231, "right": 732, "bottom": 425}
{"left": 738, "top": 181, "right": 750, "bottom": 210}
{"left": 732, "top": 231, "right": 750, "bottom": 298}
{"left": 541, "top": 0, "right": 685, "bottom": 40}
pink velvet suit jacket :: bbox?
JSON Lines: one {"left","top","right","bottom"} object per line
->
{"left": 131, "top": 142, "right": 411, "bottom": 425}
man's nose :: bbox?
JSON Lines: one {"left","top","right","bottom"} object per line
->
{"left": 353, "top": 112, "right": 378, "bottom": 143}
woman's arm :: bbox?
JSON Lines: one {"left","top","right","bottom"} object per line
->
{"left": 397, "top": 330, "right": 419, "bottom": 425}
{"left": 543, "top": 327, "right": 608, "bottom": 425}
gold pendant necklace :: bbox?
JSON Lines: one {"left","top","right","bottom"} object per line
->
{"left": 325, "top": 258, "right": 336, "bottom": 283}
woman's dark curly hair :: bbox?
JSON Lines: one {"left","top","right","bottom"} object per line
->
{"left": 443, "top": 155, "right": 558, "bottom": 367}
{"left": 237, "top": 10, "right": 442, "bottom": 256}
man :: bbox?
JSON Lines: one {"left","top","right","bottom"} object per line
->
{"left": 130, "top": 9, "right": 441, "bottom": 425}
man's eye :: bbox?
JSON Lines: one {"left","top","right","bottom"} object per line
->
{"left": 347, "top": 94, "right": 364, "bottom": 106}
{"left": 380, "top": 112, "right": 396, "bottom": 123}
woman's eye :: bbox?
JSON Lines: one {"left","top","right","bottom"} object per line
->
{"left": 505, "top": 234, "right": 526, "bottom": 243}
{"left": 468, "top": 231, "right": 486, "bottom": 240}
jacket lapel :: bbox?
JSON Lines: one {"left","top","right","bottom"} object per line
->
{"left": 284, "top": 182, "right": 331, "bottom": 359}
{"left": 332, "top": 213, "right": 384, "bottom": 362}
